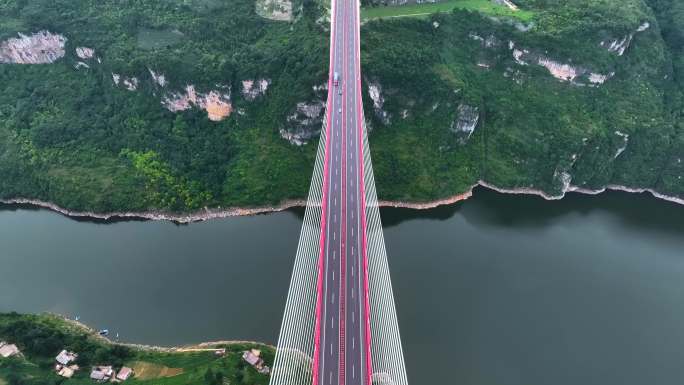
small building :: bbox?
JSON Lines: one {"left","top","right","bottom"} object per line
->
{"left": 56, "top": 364, "right": 80, "bottom": 378}
{"left": 56, "top": 350, "right": 78, "bottom": 366}
{"left": 0, "top": 343, "right": 20, "bottom": 358}
{"left": 214, "top": 348, "right": 226, "bottom": 357}
{"left": 242, "top": 349, "right": 271, "bottom": 374}
{"left": 90, "top": 366, "right": 115, "bottom": 382}
{"left": 243, "top": 349, "right": 262, "bottom": 366}
{"left": 116, "top": 366, "right": 134, "bottom": 381}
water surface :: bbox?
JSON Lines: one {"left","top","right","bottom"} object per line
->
{"left": 1, "top": 188, "right": 683, "bottom": 385}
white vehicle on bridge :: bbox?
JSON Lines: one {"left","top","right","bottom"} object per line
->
{"left": 333, "top": 72, "right": 339, "bottom": 87}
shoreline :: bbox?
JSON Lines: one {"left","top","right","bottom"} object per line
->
{"left": 50, "top": 313, "right": 275, "bottom": 352}
{"left": 1, "top": 181, "right": 683, "bottom": 223}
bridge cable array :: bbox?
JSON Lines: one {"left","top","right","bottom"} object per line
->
{"left": 360, "top": 119, "right": 409, "bottom": 385}
{"left": 269, "top": 102, "right": 409, "bottom": 384}
{"left": 269, "top": 109, "right": 328, "bottom": 385}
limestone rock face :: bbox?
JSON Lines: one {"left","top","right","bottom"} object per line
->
{"left": 256, "top": 0, "right": 294, "bottom": 21}
{"left": 614, "top": 130, "right": 630, "bottom": 158}
{"left": 450, "top": 104, "right": 479, "bottom": 143}
{"left": 112, "top": 73, "right": 139, "bottom": 91}
{"left": 242, "top": 79, "right": 271, "bottom": 101}
{"left": 75, "top": 47, "right": 95, "bottom": 60}
{"left": 280, "top": 101, "right": 325, "bottom": 145}
{"left": 0, "top": 31, "right": 66, "bottom": 64}
{"left": 600, "top": 21, "right": 651, "bottom": 56}
{"left": 149, "top": 69, "right": 167, "bottom": 87}
{"left": 162, "top": 85, "right": 233, "bottom": 121}
{"left": 509, "top": 42, "right": 613, "bottom": 86}
{"left": 368, "top": 81, "right": 390, "bottom": 125}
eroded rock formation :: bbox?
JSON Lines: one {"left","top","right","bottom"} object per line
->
{"left": 242, "top": 79, "right": 271, "bottom": 101}
{"left": 0, "top": 31, "right": 66, "bottom": 64}
{"left": 162, "top": 85, "right": 233, "bottom": 121}
{"left": 280, "top": 101, "right": 325, "bottom": 145}
{"left": 450, "top": 104, "right": 479, "bottom": 143}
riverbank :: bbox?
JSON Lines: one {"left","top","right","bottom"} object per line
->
{"left": 0, "top": 197, "right": 307, "bottom": 223}
{"left": 2, "top": 181, "right": 682, "bottom": 223}
{"left": 382, "top": 181, "right": 684, "bottom": 209}
{"left": 51, "top": 313, "right": 275, "bottom": 352}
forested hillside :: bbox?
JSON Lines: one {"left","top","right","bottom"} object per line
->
{"left": 0, "top": 0, "right": 681, "bottom": 214}
{"left": 365, "top": 0, "right": 683, "bottom": 202}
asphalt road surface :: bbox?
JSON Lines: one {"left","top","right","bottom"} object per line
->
{"left": 316, "top": 0, "right": 369, "bottom": 383}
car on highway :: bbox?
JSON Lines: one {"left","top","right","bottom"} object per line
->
{"left": 333, "top": 71, "right": 339, "bottom": 87}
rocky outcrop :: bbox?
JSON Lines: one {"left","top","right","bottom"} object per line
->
{"left": 469, "top": 33, "right": 500, "bottom": 48}
{"left": 242, "top": 79, "right": 270, "bottom": 101}
{"left": 512, "top": 46, "right": 527, "bottom": 65}
{"left": 122, "top": 77, "right": 139, "bottom": 91}
{"left": 602, "top": 35, "right": 632, "bottom": 56}
{"left": 112, "top": 73, "right": 139, "bottom": 91}
{"left": 0, "top": 31, "right": 66, "bottom": 64}
{"left": 255, "top": 0, "right": 293, "bottom": 21}
{"left": 148, "top": 69, "right": 167, "bottom": 87}
{"left": 614, "top": 130, "right": 629, "bottom": 158}
{"left": 450, "top": 104, "right": 479, "bottom": 143}
{"left": 600, "top": 21, "right": 651, "bottom": 56}
{"left": 75, "top": 47, "right": 95, "bottom": 60}
{"left": 588, "top": 72, "right": 612, "bottom": 85}
{"left": 368, "top": 81, "right": 390, "bottom": 125}
{"left": 162, "top": 85, "right": 233, "bottom": 122}
{"left": 509, "top": 42, "right": 613, "bottom": 86}
{"left": 280, "top": 101, "right": 325, "bottom": 145}
{"left": 113, "top": 69, "right": 233, "bottom": 121}
{"left": 537, "top": 58, "right": 579, "bottom": 81}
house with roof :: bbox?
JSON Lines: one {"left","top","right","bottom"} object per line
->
{"left": 56, "top": 349, "right": 78, "bottom": 366}
{"left": 242, "top": 349, "right": 271, "bottom": 375}
{"left": 90, "top": 365, "right": 115, "bottom": 382}
{"left": 116, "top": 366, "right": 134, "bottom": 381}
{"left": 243, "top": 349, "right": 262, "bottom": 366}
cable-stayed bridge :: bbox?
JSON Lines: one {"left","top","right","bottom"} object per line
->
{"left": 268, "top": 0, "right": 408, "bottom": 384}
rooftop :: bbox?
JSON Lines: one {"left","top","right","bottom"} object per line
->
{"left": 55, "top": 350, "right": 78, "bottom": 365}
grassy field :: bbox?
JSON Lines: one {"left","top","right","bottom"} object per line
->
{"left": 129, "top": 360, "right": 184, "bottom": 380}
{"left": 361, "top": 0, "right": 535, "bottom": 21}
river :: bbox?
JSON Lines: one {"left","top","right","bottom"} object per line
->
{"left": 1, "top": 187, "right": 683, "bottom": 385}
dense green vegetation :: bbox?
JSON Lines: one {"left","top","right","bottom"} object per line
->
{"left": 0, "top": 313, "right": 273, "bottom": 385}
{"left": 0, "top": 0, "right": 681, "bottom": 214}
{"left": 363, "top": 0, "right": 683, "bottom": 201}
{"left": 0, "top": 0, "right": 323, "bottom": 212}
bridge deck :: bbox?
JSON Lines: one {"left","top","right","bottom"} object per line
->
{"left": 313, "top": 0, "right": 371, "bottom": 383}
